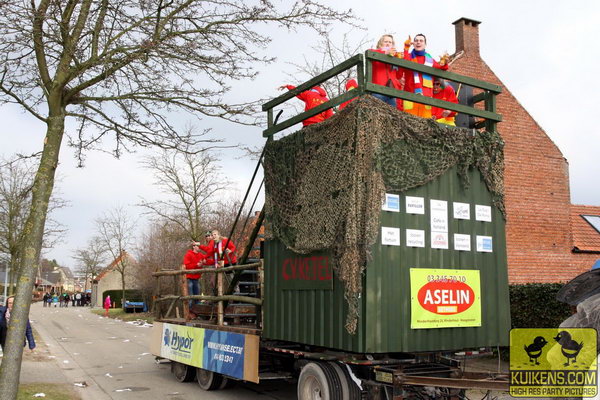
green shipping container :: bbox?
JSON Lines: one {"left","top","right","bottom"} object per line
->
{"left": 262, "top": 94, "right": 510, "bottom": 354}
{"left": 263, "top": 164, "right": 511, "bottom": 354}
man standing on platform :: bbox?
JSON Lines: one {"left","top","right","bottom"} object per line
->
{"left": 403, "top": 34, "right": 449, "bottom": 118}
{"left": 182, "top": 242, "right": 205, "bottom": 309}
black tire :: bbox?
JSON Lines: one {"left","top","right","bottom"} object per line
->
{"left": 327, "top": 362, "right": 361, "bottom": 400}
{"left": 196, "top": 368, "right": 223, "bottom": 390}
{"left": 171, "top": 361, "right": 195, "bottom": 382}
{"left": 218, "top": 376, "right": 236, "bottom": 389}
{"left": 298, "top": 362, "right": 343, "bottom": 400}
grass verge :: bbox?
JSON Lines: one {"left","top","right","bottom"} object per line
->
{"left": 18, "top": 383, "right": 80, "bottom": 400}
{"left": 90, "top": 308, "right": 154, "bottom": 323}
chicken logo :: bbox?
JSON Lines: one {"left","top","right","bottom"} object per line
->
{"left": 554, "top": 331, "right": 584, "bottom": 367}
{"left": 510, "top": 328, "right": 597, "bottom": 398}
{"left": 523, "top": 336, "right": 548, "bottom": 365}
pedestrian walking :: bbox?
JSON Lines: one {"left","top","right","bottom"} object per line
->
{"left": 104, "top": 295, "right": 111, "bottom": 317}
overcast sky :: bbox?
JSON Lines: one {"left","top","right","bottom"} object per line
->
{"left": 1, "top": 0, "right": 599, "bottom": 271}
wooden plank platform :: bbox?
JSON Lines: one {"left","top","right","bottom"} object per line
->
{"left": 157, "top": 318, "right": 261, "bottom": 336}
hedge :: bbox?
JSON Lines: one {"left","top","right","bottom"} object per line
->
{"left": 509, "top": 283, "right": 573, "bottom": 329}
{"left": 102, "top": 289, "right": 143, "bottom": 308}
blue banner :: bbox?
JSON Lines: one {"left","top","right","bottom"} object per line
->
{"left": 202, "top": 329, "right": 245, "bottom": 379}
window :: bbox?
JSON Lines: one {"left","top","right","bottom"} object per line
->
{"left": 582, "top": 215, "right": 600, "bottom": 234}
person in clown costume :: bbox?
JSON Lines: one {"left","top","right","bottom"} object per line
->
{"left": 402, "top": 34, "right": 449, "bottom": 118}
{"left": 432, "top": 78, "right": 459, "bottom": 126}
{"left": 279, "top": 84, "right": 334, "bottom": 127}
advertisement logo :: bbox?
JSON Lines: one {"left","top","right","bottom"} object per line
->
{"left": 417, "top": 280, "right": 475, "bottom": 315}
{"left": 410, "top": 268, "right": 481, "bottom": 329}
{"left": 510, "top": 328, "right": 597, "bottom": 398}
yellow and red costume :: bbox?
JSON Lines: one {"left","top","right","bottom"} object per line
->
{"left": 403, "top": 49, "right": 448, "bottom": 118}
{"left": 432, "top": 84, "right": 459, "bottom": 126}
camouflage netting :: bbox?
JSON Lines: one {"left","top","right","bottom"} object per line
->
{"left": 264, "top": 95, "right": 505, "bottom": 334}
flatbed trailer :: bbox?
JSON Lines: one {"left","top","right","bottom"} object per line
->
{"left": 150, "top": 47, "right": 511, "bottom": 399}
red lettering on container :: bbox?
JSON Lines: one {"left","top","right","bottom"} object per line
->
{"left": 281, "top": 256, "right": 332, "bottom": 281}
{"left": 282, "top": 259, "right": 291, "bottom": 280}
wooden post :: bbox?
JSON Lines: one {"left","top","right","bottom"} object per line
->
{"left": 258, "top": 260, "right": 264, "bottom": 329}
{"left": 181, "top": 266, "right": 190, "bottom": 320}
{"left": 217, "top": 264, "right": 224, "bottom": 326}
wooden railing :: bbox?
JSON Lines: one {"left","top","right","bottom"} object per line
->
{"left": 262, "top": 50, "right": 502, "bottom": 137}
{"left": 153, "top": 261, "right": 263, "bottom": 327}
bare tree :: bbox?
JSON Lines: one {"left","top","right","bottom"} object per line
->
{"left": 96, "top": 207, "right": 136, "bottom": 312}
{"left": 139, "top": 145, "right": 228, "bottom": 241}
{"left": 135, "top": 219, "right": 189, "bottom": 304}
{"left": 0, "top": 157, "right": 66, "bottom": 294}
{"left": 286, "top": 30, "right": 371, "bottom": 101}
{"left": 72, "top": 238, "right": 106, "bottom": 291}
{"left": 0, "top": 0, "right": 356, "bottom": 392}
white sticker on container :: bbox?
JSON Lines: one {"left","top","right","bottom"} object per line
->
{"left": 381, "top": 227, "right": 400, "bottom": 246}
{"left": 431, "top": 231, "right": 449, "bottom": 249}
{"left": 454, "top": 234, "right": 471, "bottom": 251}
{"left": 405, "top": 196, "right": 425, "bottom": 214}
{"left": 476, "top": 235, "right": 493, "bottom": 252}
{"left": 406, "top": 229, "right": 425, "bottom": 247}
{"left": 453, "top": 202, "right": 470, "bottom": 220}
{"left": 475, "top": 205, "right": 492, "bottom": 222}
{"left": 382, "top": 193, "right": 400, "bottom": 212}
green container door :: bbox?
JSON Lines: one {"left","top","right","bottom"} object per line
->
{"left": 365, "top": 166, "right": 510, "bottom": 353}
{"left": 263, "top": 166, "right": 510, "bottom": 353}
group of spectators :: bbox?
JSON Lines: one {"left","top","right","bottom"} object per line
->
{"left": 182, "top": 229, "right": 237, "bottom": 310}
{"left": 281, "top": 33, "right": 459, "bottom": 127}
{"left": 42, "top": 291, "right": 91, "bottom": 308}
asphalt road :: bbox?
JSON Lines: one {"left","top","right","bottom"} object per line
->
{"left": 30, "top": 302, "right": 296, "bottom": 399}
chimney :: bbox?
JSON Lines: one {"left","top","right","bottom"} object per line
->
{"left": 453, "top": 17, "right": 481, "bottom": 55}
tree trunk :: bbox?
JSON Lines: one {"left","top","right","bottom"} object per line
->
{"left": 0, "top": 110, "right": 64, "bottom": 400}
{"left": 121, "top": 268, "right": 126, "bottom": 310}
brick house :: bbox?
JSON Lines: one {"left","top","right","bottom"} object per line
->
{"left": 450, "top": 18, "right": 599, "bottom": 283}
{"left": 570, "top": 205, "right": 600, "bottom": 272}
{"left": 92, "top": 251, "right": 138, "bottom": 306}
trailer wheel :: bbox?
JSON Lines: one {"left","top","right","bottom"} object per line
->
{"left": 298, "top": 362, "right": 342, "bottom": 400}
{"left": 218, "top": 376, "right": 236, "bottom": 389}
{"left": 171, "top": 362, "right": 195, "bottom": 382}
{"left": 196, "top": 368, "right": 223, "bottom": 390}
{"left": 328, "top": 362, "right": 361, "bottom": 400}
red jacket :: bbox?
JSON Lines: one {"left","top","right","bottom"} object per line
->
{"left": 370, "top": 49, "right": 403, "bottom": 89}
{"left": 183, "top": 249, "right": 205, "bottom": 279}
{"left": 339, "top": 79, "right": 358, "bottom": 110}
{"left": 432, "top": 85, "right": 459, "bottom": 119}
{"left": 206, "top": 238, "right": 237, "bottom": 266}
{"left": 285, "top": 85, "right": 333, "bottom": 126}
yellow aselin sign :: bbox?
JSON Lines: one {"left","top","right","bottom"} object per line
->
{"left": 409, "top": 268, "right": 481, "bottom": 329}
{"left": 510, "top": 328, "right": 597, "bottom": 398}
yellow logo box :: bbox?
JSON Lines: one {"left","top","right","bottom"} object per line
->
{"left": 510, "top": 328, "right": 598, "bottom": 398}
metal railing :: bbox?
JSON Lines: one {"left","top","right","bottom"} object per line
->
{"left": 262, "top": 50, "right": 502, "bottom": 137}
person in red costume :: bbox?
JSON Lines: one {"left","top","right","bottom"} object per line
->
{"left": 279, "top": 84, "right": 333, "bottom": 126}
{"left": 207, "top": 230, "right": 237, "bottom": 267}
{"left": 432, "top": 78, "right": 458, "bottom": 126}
{"left": 183, "top": 241, "right": 206, "bottom": 308}
{"left": 206, "top": 230, "right": 237, "bottom": 294}
{"left": 402, "top": 34, "right": 449, "bottom": 118}
{"left": 339, "top": 79, "right": 358, "bottom": 110}
{"left": 370, "top": 34, "right": 403, "bottom": 107}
